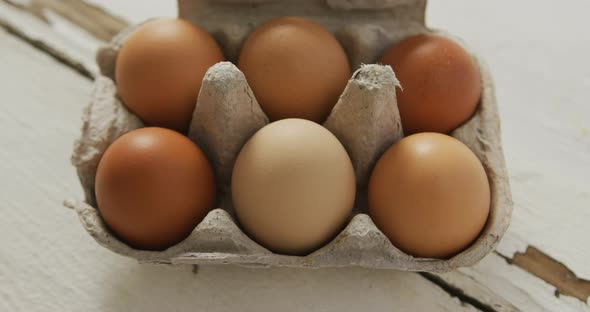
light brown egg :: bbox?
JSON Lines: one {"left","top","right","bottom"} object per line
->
{"left": 95, "top": 127, "right": 216, "bottom": 250}
{"left": 238, "top": 17, "right": 351, "bottom": 123}
{"left": 379, "top": 34, "right": 481, "bottom": 134}
{"left": 231, "top": 119, "right": 356, "bottom": 255}
{"left": 368, "top": 133, "right": 490, "bottom": 259}
{"left": 116, "top": 18, "right": 224, "bottom": 132}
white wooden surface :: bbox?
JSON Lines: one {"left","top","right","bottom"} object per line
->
{"left": 0, "top": 0, "right": 588, "bottom": 311}
{"left": 428, "top": 0, "right": 590, "bottom": 279}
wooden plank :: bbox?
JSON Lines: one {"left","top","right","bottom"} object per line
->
{"left": 86, "top": 2, "right": 590, "bottom": 307}
{"left": 2, "top": 0, "right": 589, "bottom": 310}
{"left": 5, "top": 0, "right": 589, "bottom": 280}
{"left": 423, "top": 270, "right": 520, "bottom": 312}
{"left": 432, "top": 254, "right": 590, "bottom": 312}
{"left": 0, "top": 0, "right": 102, "bottom": 75}
{"left": 428, "top": 4, "right": 590, "bottom": 307}
{"left": 0, "top": 18, "right": 93, "bottom": 79}
{"left": 428, "top": 0, "right": 590, "bottom": 282}
{"left": 0, "top": 27, "right": 483, "bottom": 312}
{"left": 512, "top": 247, "right": 590, "bottom": 303}
{"left": 2, "top": 0, "right": 127, "bottom": 41}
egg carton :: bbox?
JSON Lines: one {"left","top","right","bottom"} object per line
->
{"left": 67, "top": 0, "right": 512, "bottom": 272}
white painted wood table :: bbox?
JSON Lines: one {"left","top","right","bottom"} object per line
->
{"left": 0, "top": 0, "right": 588, "bottom": 311}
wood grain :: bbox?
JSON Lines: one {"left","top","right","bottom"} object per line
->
{"left": 1, "top": 0, "right": 589, "bottom": 310}
{"left": 513, "top": 247, "right": 590, "bottom": 302}
{"left": 428, "top": 0, "right": 590, "bottom": 281}
{"left": 0, "top": 0, "right": 101, "bottom": 75}
{"left": 0, "top": 18, "right": 93, "bottom": 79}
{"left": 435, "top": 253, "right": 590, "bottom": 312}
{"left": 2, "top": 0, "right": 128, "bottom": 41}
{"left": 0, "top": 25, "right": 484, "bottom": 312}
{"left": 423, "top": 270, "right": 519, "bottom": 312}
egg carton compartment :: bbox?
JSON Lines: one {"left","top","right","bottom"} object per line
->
{"left": 67, "top": 0, "right": 512, "bottom": 272}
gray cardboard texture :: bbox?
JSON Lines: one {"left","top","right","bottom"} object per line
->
{"left": 68, "top": 0, "right": 512, "bottom": 272}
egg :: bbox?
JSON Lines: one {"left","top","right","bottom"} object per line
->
{"left": 238, "top": 17, "right": 351, "bottom": 123}
{"left": 116, "top": 18, "right": 224, "bottom": 132}
{"left": 95, "top": 127, "right": 216, "bottom": 250}
{"left": 231, "top": 119, "right": 356, "bottom": 255}
{"left": 368, "top": 133, "right": 490, "bottom": 259}
{"left": 379, "top": 34, "right": 481, "bottom": 134}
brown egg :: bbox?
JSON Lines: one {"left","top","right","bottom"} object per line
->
{"left": 368, "top": 133, "right": 490, "bottom": 259}
{"left": 238, "top": 17, "right": 351, "bottom": 123}
{"left": 116, "top": 18, "right": 224, "bottom": 132}
{"left": 379, "top": 34, "right": 481, "bottom": 134}
{"left": 95, "top": 127, "right": 216, "bottom": 250}
{"left": 232, "top": 119, "right": 356, "bottom": 255}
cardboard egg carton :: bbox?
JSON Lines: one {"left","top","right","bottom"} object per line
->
{"left": 67, "top": 0, "right": 512, "bottom": 272}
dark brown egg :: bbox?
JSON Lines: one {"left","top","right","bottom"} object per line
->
{"left": 379, "top": 34, "right": 481, "bottom": 134}
{"left": 116, "top": 18, "right": 224, "bottom": 132}
{"left": 368, "top": 133, "right": 490, "bottom": 259}
{"left": 238, "top": 17, "right": 351, "bottom": 123}
{"left": 95, "top": 127, "right": 216, "bottom": 250}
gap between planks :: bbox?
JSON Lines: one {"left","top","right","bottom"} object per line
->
{"left": 1, "top": 0, "right": 589, "bottom": 309}
{"left": 421, "top": 272, "right": 517, "bottom": 312}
